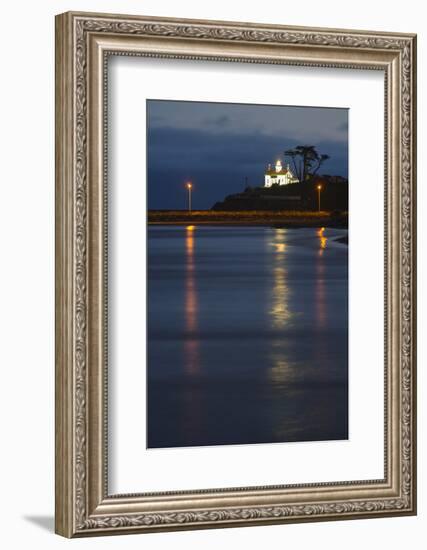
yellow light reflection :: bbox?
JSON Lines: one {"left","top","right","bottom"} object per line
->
{"left": 184, "top": 226, "right": 200, "bottom": 374}
{"left": 269, "top": 355, "right": 296, "bottom": 385}
{"left": 269, "top": 229, "right": 292, "bottom": 328}
{"left": 271, "top": 267, "right": 291, "bottom": 327}
{"left": 315, "top": 241, "right": 326, "bottom": 329}
{"left": 266, "top": 230, "right": 297, "bottom": 392}
{"left": 317, "top": 227, "right": 327, "bottom": 254}
{"left": 273, "top": 243, "right": 286, "bottom": 253}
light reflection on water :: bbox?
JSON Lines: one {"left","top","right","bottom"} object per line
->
{"left": 316, "top": 228, "right": 327, "bottom": 329}
{"left": 269, "top": 229, "right": 292, "bottom": 329}
{"left": 148, "top": 225, "right": 348, "bottom": 449}
{"left": 184, "top": 225, "right": 200, "bottom": 375}
{"left": 317, "top": 226, "right": 328, "bottom": 254}
{"left": 267, "top": 229, "right": 294, "bottom": 388}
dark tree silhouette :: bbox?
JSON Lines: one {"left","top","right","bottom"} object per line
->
{"left": 284, "top": 145, "right": 330, "bottom": 182}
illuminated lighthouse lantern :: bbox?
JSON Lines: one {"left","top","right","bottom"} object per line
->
{"left": 264, "top": 159, "right": 299, "bottom": 187}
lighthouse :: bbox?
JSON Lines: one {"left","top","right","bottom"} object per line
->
{"left": 264, "top": 159, "right": 299, "bottom": 187}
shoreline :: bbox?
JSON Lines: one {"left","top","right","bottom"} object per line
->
{"left": 148, "top": 211, "right": 348, "bottom": 229}
{"left": 334, "top": 235, "right": 349, "bottom": 245}
{"left": 148, "top": 221, "right": 348, "bottom": 228}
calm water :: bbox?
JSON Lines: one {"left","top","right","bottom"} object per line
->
{"left": 147, "top": 226, "right": 348, "bottom": 448}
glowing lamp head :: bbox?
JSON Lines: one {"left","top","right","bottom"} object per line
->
{"left": 187, "top": 182, "right": 192, "bottom": 190}
{"left": 317, "top": 185, "right": 322, "bottom": 190}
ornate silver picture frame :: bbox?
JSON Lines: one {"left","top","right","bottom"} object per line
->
{"left": 55, "top": 11, "right": 416, "bottom": 537}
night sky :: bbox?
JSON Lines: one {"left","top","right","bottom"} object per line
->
{"left": 147, "top": 100, "right": 348, "bottom": 210}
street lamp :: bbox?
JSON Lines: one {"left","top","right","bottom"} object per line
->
{"left": 317, "top": 184, "right": 322, "bottom": 212}
{"left": 186, "top": 182, "right": 192, "bottom": 213}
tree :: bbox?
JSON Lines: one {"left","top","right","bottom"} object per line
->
{"left": 284, "top": 145, "right": 330, "bottom": 182}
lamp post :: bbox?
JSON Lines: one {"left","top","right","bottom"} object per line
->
{"left": 317, "top": 184, "right": 322, "bottom": 212}
{"left": 186, "top": 182, "right": 192, "bottom": 213}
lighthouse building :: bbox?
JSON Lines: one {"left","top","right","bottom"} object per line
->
{"left": 264, "top": 159, "right": 299, "bottom": 187}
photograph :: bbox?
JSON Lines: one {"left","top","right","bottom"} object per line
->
{"left": 147, "top": 99, "right": 349, "bottom": 449}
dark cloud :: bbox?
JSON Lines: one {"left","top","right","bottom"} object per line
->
{"left": 203, "top": 114, "right": 230, "bottom": 127}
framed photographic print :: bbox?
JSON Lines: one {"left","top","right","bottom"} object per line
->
{"left": 55, "top": 11, "right": 417, "bottom": 537}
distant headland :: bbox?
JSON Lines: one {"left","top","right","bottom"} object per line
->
{"left": 212, "top": 174, "right": 348, "bottom": 212}
{"left": 148, "top": 146, "right": 348, "bottom": 228}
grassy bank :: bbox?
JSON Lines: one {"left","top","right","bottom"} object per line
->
{"left": 148, "top": 210, "right": 348, "bottom": 228}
